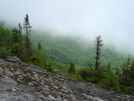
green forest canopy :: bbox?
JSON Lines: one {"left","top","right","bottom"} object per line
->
{"left": 30, "top": 31, "right": 130, "bottom": 68}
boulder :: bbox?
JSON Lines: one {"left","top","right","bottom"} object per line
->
{"left": 6, "top": 56, "right": 20, "bottom": 62}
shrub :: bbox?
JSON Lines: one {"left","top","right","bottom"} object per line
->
{"left": 70, "top": 74, "right": 83, "bottom": 81}
{"left": 0, "top": 46, "right": 12, "bottom": 58}
{"left": 68, "top": 63, "right": 75, "bottom": 74}
{"left": 45, "top": 66, "right": 55, "bottom": 73}
{"left": 42, "top": 61, "right": 55, "bottom": 73}
{"left": 86, "top": 77, "right": 100, "bottom": 83}
{"left": 78, "top": 68, "right": 91, "bottom": 79}
{"left": 120, "top": 85, "right": 134, "bottom": 94}
{"left": 78, "top": 67, "right": 106, "bottom": 81}
{"left": 98, "top": 74, "right": 120, "bottom": 90}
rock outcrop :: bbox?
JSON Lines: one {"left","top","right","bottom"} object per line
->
{"left": 0, "top": 56, "right": 134, "bottom": 101}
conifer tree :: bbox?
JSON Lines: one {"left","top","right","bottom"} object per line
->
{"left": 125, "top": 55, "right": 131, "bottom": 70}
{"left": 23, "top": 14, "right": 32, "bottom": 48}
{"left": 121, "top": 56, "right": 134, "bottom": 86}
{"left": 11, "top": 28, "right": 20, "bottom": 43}
{"left": 94, "top": 35, "right": 103, "bottom": 70}
{"left": 23, "top": 14, "right": 32, "bottom": 57}
{"left": 0, "top": 21, "right": 4, "bottom": 27}
{"left": 68, "top": 62, "right": 75, "bottom": 74}
{"left": 18, "top": 23, "right": 22, "bottom": 43}
{"left": 38, "top": 42, "right": 42, "bottom": 51}
{"left": 23, "top": 14, "right": 32, "bottom": 36}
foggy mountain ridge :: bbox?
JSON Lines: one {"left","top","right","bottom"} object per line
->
{"left": 30, "top": 31, "right": 131, "bottom": 67}
{"left": 1, "top": 20, "right": 133, "bottom": 57}
{"left": 31, "top": 29, "right": 133, "bottom": 56}
{"left": 0, "top": 0, "right": 133, "bottom": 55}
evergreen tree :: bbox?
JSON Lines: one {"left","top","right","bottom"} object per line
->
{"left": 23, "top": 14, "right": 33, "bottom": 57}
{"left": 23, "top": 14, "right": 32, "bottom": 36}
{"left": 23, "top": 14, "right": 32, "bottom": 48}
{"left": 38, "top": 42, "right": 42, "bottom": 51}
{"left": 11, "top": 28, "right": 20, "bottom": 43}
{"left": 121, "top": 56, "right": 134, "bottom": 87}
{"left": 0, "top": 22, "right": 11, "bottom": 57}
{"left": 17, "top": 23, "right": 25, "bottom": 54}
{"left": 0, "top": 22, "right": 10, "bottom": 46}
{"left": 18, "top": 23, "right": 22, "bottom": 43}
{"left": 94, "top": 35, "right": 103, "bottom": 70}
{"left": 107, "top": 62, "right": 111, "bottom": 69}
{"left": 68, "top": 62, "right": 75, "bottom": 74}
{"left": 0, "top": 21, "right": 4, "bottom": 27}
{"left": 125, "top": 55, "right": 131, "bottom": 70}
{"left": 130, "top": 60, "right": 134, "bottom": 80}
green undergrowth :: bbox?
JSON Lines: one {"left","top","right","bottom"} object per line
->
{"left": 78, "top": 66, "right": 134, "bottom": 95}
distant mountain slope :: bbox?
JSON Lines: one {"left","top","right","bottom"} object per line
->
{"left": 30, "top": 32, "right": 127, "bottom": 68}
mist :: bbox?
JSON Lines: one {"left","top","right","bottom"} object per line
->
{"left": 0, "top": 0, "right": 133, "bottom": 55}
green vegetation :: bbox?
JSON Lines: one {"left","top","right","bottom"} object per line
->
{"left": 68, "top": 63, "right": 75, "bottom": 74}
{"left": 78, "top": 58, "right": 134, "bottom": 94}
{"left": 31, "top": 29, "right": 134, "bottom": 95}
{"left": 0, "top": 17, "right": 54, "bottom": 73}
{"left": 0, "top": 16, "right": 134, "bottom": 95}
{"left": 30, "top": 32, "right": 127, "bottom": 68}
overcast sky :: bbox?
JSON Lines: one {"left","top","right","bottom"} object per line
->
{"left": 0, "top": 0, "right": 134, "bottom": 54}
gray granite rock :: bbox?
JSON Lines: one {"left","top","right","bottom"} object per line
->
{"left": 6, "top": 56, "right": 20, "bottom": 62}
{"left": 0, "top": 57, "right": 134, "bottom": 101}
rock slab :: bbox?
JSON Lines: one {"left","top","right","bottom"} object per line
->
{"left": 0, "top": 56, "right": 134, "bottom": 101}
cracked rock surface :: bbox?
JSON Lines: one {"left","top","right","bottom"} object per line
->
{"left": 0, "top": 56, "right": 134, "bottom": 101}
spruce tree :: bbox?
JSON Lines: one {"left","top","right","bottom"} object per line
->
{"left": 23, "top": 14, "right": 32, "bottom": 57}
{"left": 94, "top": 35, "right": 103, "bottom": 70}
{"left": 121, "top": 55, "right": 134, "bottom": 86}
{"left": 38, "top": 42, "right": 42, "bottom": 51}
{"left": 11, "top": 27, "right": 23, "bottom": 55}
{"left": 23, "top": 14, "right": 32, "bottom": 48}
{"left": 0, "top": 21, "right": 4, "bottom": 27}
{"left": 23, "top": 14, "right": 32, "bottom": 36}
{"left": 11, "top": 28, "right": 20, "bottom": 43}
{"left": 68, "top": 62, "right": 75, "bottom": 74}
{"left": 18, "top": 23, "right": 22, "bottom": 43}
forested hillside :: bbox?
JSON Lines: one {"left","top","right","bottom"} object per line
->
{"left": 0, "top": 18, "right": 134, "bottom": 95}
{"left": 30, "top": 31, "right": 127, "bottom": 68}
{"left": 30, "top": 31, "right": 134, "bottom": 94}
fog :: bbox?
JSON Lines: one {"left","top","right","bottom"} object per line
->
{"left": 0, "top": 0, "right": 133, "bottom": 54}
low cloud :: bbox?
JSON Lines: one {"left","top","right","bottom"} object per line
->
{"left": 0, "top": 0, "right": 133, "bottom": 55}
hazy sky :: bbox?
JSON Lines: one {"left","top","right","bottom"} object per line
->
{"left": 0, "top": 0, "right": 134, "bottom": 54}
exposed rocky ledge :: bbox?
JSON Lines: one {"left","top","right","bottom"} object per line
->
{"left": 0, "top": 56, "right": 134, "bottom": 101}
